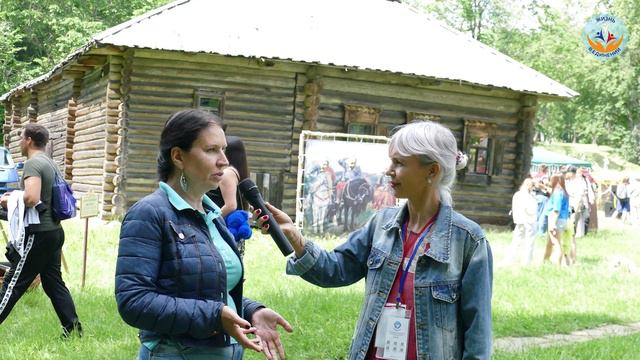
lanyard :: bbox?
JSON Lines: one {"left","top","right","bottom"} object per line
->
{"left": 396, "top": 216, "right": 436, "bottom": 306}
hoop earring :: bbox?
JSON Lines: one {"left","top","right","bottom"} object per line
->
{"left": 180, "top": 172, "right": 189, "bottom": 192}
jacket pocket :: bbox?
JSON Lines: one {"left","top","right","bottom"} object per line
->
{"left": 365, "top": 248, "right": 387, "bottom": 295}
{"left": 169, "top": 221, "right": 197, "bottom": 243}
{"left": 431, "top": 282, "right": 459, "bottom": 331}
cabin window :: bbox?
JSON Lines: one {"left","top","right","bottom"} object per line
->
{"left": 344, "top": 104, "right": 382, "bottom": 136}
{"left": 194, "top": 90, "right": 224, "bottom": 118}
{"left": 467, "top": 135, "right": 491, "bottom": 175}
{"left": 348, "top": 123, "right": 374, "bottom": 135}
{"left": 462, "top": 120, "right": 498, "bottom": 176}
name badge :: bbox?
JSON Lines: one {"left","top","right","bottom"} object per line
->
{"left": 374, "top": 303, "right": 411, "bottom": 360}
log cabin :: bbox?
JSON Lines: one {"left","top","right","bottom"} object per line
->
{"left": 0, "top": 0, "right": 577, "bottom": 224}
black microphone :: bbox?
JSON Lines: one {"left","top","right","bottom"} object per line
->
{"left": 238, "top": 178, "right": 294, "bottom": 256}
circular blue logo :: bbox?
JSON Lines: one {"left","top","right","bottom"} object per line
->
{"left": 582, "top": 14, "right": 629, "bottom": 60}
{"left": 393, "top": 321, "right": 401, "bottom": 330}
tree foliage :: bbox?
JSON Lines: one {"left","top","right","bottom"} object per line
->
{"left": 409, "top": 0, "right": 640, "bottom": 164}
{"left": 0, "top": 0, "right": 171, "bottom": 128}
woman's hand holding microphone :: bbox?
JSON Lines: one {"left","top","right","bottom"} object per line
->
{"left": 254, "top": 203, "right": 306, "bottom": 257}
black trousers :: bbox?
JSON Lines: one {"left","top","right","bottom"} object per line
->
{"left": 0, "top": 228, "right": 79, "bottom": 330}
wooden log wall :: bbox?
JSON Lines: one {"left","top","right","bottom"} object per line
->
{"left": 7, "top": 95, "right": 30, "bottom": 164}
{"left": 65, "top": 78, "right": 82, "bottom": 181}
{"left": 71, "top": 67, "right": 108, "bottom": 196}
{"left": 111, "top": 50, "right": 133, "bottom": 218}
{"left": 291, "top": 67, "right": 528, "bottom": 224}
{"left": 122, "top": 49, "right": 301, "bottom": 206}
{"left": 102, "top": 54, "right": 125, "bottom": 218}
{"left": 28, "top": 91, "right": 37, "bottom": 123}
{"left": 515, "top": 95, "right": 537, "bottom": 186}
{"left": 35, "top": 79, "right": 74, "bottom": 169}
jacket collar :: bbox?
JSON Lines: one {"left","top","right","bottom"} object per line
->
{"left": 158, "top": 181, "right": 221, "bottom": 219}
{"left": 383, "top": 203, "right": 453, "bottom": 263}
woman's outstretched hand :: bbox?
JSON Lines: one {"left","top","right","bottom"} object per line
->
{"left": 254, "top": 203, "right": 306, "bottom": 257}
{"left": 252, "top": 308, "right": 293, "bottom": 359}
{"left": 220, "top": 306, "right": 262, "bottom": 352}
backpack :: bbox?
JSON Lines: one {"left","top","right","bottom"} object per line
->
{"left": 44, "top": 156, "right": 77, "bottom": 220}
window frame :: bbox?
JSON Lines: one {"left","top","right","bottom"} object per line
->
{"left": 194, "top": 89, "right": 225, "bottom": 118}
{"left": 343, "top": 104, "right": 382, "bottom": 136}
{"left": 462, "top": 119, "right": 497, "bottom": 176}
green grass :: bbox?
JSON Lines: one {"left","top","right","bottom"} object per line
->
{"left": 0, "top": 218, "right": 638, "bottom": 359}
{"left": 494, "top": 333, "right": 640, "bottom": 360}
{"left": 490, "top": 227, "right": 640, "bottom": 338}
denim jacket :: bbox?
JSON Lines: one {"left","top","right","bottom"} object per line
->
{"left": 287, "top": 204, "right": 493, "bottom": 360}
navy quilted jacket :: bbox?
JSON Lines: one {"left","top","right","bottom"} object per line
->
{"left": 115, "top": 189, "right": 264, "bottom": 347}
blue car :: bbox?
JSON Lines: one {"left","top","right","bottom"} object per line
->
{"left": 0, "top": 147, "right": 20, "bottom": 194}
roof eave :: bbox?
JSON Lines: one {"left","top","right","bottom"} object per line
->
{"left": 0, "top": 41, "right": 98, "bottom": 102}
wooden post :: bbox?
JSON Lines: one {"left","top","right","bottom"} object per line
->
{"left": 79, "top": 192, "right": 100, "bottom": 289}
{"left": 81, "top": 217, "right": 89, "bottom": 289}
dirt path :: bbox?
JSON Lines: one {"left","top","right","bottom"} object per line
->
{"left": 494, "top": 322, "right": 640, "bottom": 353}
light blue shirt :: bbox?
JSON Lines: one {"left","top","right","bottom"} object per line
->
{"left": 545, "top": 188, "right": 570, "bottom": 220}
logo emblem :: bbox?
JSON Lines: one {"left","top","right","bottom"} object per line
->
{"left": 583, "top": 14, "right": 628, "bottom": 60}
{"left": 393, "top": 321, "right": 402, "bottom": 330}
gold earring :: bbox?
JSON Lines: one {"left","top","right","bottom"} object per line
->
{"left": 427, "top": 178, "right": 432, "bottom": 184}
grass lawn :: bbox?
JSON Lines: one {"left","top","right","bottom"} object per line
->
{"left": 0, "top": 216, "right": 638, "bottom": 359}
{"left": 493, "top": 333, "right": 640, "bottom": 360}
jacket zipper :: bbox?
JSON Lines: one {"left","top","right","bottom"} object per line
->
{"left": 168, "top": 220, "right": 183, "bottom": 295}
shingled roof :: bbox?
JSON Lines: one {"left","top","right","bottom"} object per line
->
{"left": 1, "top": 0, "right": 578, "bottom": 101}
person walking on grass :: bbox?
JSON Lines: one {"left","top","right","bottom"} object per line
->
{"left": 615, "top": 176, "right": 631, "bottom": 224}
{"left": 257, "top": 121, "right": 493, "bottom": 360}
{"left": 505, "top": 178, "right": 538, "bottom": 266}
{"left": 0, "top": 123, "right": 82, "bottom": 338}
{"left": 543, "top": 174, "right": 572, "bottom": 266}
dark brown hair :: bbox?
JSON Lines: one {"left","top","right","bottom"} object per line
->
{"left": 23, "top": 123, "right": 49, "bottom": 148}
{"left": 157, "top": 109, "right": 223, "bottom": 181}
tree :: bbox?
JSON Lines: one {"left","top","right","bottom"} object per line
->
{"left": 0, "top": 0, "right": 172, "bottom": 143}
{"left": 407, "top": 0, "right": 640, "bottom": 163}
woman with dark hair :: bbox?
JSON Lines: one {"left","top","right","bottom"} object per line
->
{"left": 543, "top": 173, "right": 572, "bottom": 265}
{"left": 257, "top": 121, "right": 493, "bottom": 359}
{"left": 115, "top": 109, "right": 292, "bottom": 360}
{"left": 207, "top": 136, "right": 252, "bottom": 255}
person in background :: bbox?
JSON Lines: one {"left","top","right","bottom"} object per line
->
{"left": 207, "top": 136, "right": 252, "bottom": 256}
{"left": 534, "top": 177, "right": 551, "bottom": 237}
{"left": 0, "top": 123, "right": 82, "bottom": 338}
{"left": 506, "top": 178, "right": 538, "bottom": 266}
{"left": 581, "top": 169, "right": 598, "bottom": 233}
{"left": 564, "top": 166, "right": 589, "bottom": 264}
{"left": 601, "top": 183, "right": 616, "bottom": 218}
{"left": 615, "top": 176, "right": 631, "bottom": 224}
{"left": 533, "top": 164, "right": 549, "bottom": 180}
{"left": 116, "top": 109, "right": 292, "bottom": 360}
{"left": 258, "top": 121, "right": 493, "bottom": 359}
{"left": 543, "top": 174, "right": 571, "bottom": 266}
